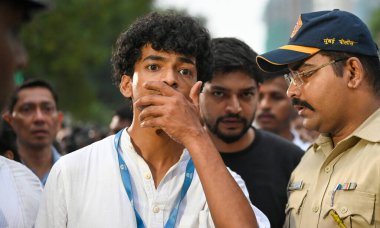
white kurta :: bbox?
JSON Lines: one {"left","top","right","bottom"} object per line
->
{"left": 36, "top": 130, "right": 270, "bottom": 228}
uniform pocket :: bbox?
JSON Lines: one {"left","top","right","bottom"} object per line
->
{"left": 325, "top": 190, "right": 375, "bottom": 228}
{"left": 284, "top": 190, "right": 308, "bottom": 228}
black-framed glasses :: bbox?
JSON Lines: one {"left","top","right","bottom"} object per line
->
{"left": 284, "top": 58, "right": 347, "bottom": 87}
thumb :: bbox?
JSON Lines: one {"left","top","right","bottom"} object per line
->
{"left": 189, "top": 81, "right": 202, "bottom": 107}
{"left": 189, "top": 81, "right": 204, "bottom": 125}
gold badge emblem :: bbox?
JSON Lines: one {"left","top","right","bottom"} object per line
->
{"left": 290, "top": 16, "right": 303, "bottom": 39}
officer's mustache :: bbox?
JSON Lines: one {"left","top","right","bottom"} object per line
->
{"left": 292, "top": 98, "right": 315, "bottom": 111}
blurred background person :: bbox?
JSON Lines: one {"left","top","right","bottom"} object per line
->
{"left": 256, "top": 71, "right": 310, "bottom": 150}
{"left": 291, "top": 115, "right": 319, "bottom": 145}
{"left": 0, "top": 1, "right": 46, "bottom": 227}
{"left": 109, "top": 101, "right": 133, "bottom": 134}
{"left": 4, "top": 79, "right": 64, "bottom": 186}
{"left": 56, "top": 122, "right": 107, "bottom": 155}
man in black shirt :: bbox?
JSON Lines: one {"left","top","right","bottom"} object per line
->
{"left": 199, "top": 37, "right": 304, "bottom": 228}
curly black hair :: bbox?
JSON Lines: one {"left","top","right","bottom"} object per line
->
{"left": 111, "top": 12, "right": 212, "bottom": 86}
{"left": 210, "top": 37, "right": 264, "bottom": 84}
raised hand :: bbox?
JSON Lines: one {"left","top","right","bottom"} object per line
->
{"left": 135, "top": 80, "right": 204, "bottom": 145}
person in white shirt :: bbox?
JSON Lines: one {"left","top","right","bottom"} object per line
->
{"left": 36, "top": 12, "right": 270, "bottom": 228}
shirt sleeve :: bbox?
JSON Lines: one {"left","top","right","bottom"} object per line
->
{"left": 35, "top": 160, "right": 68, "bottom": 228}
{"left": 228, "top": 167, "right": 271, "bottom": 228}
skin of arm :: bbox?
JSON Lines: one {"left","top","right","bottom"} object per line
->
{"left": 135, "top": 81, "right": 258, "bottom": 228}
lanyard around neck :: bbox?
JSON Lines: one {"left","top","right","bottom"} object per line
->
{"left": 114, "top": 129, "right": 194, "bottom": 228}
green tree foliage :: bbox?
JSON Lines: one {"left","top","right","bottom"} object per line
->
{"left": 369, "top": 7, "right": 380, "bottom": 47}
{"left": 23, "top": 0, "right": 153, "bottom": 124}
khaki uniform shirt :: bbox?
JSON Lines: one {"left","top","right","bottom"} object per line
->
{"left": 285, "top": 108, "right": 380, "bottom": 228}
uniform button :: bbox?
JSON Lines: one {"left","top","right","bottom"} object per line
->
{"left": 340, "top": 207, "right": 348, "bottom": 214}
{"left": 144, "top": 173, "right": 151, "bottom": 180}
{"left": 312, "top": 206, "right": 319, "bottom": 213}
{"left": 324, "top": 166, "right": 331, "bottom": 173}
{"left": 153, "top": 206, "right": 160, "bottom": 213}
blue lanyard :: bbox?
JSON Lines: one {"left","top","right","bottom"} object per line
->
{"left": 114, "top": 129, "right": 194, "bottom": 228}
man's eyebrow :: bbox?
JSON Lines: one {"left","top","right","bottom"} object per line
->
{"left": 241, "top": 86, "right": 258, "bottom": 93}
{"left": 142, "top": 55, "right": 195, "bottom": 65}
{"left": 209, "top": 85, "right": 257, "bottom": 91}
{"left": 143, "top": 55, "right": 165, "bottom": 62}
{"left": 209, "top": 85, "right": 228, "bottom": 91}
{"left": 177, "top": 56, "right": 195, "bottom": 65}
{"left": 17, "top": 100, "right": 55, "bottom": 106}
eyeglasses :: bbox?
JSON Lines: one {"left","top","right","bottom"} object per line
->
{"left": 284, "top": 58, "right": 346, "bottom": 87}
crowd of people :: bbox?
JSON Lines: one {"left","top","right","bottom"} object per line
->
{"left": 1, "top": 1, "right": 380, "bottom": 227}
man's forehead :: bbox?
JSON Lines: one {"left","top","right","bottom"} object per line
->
{"left": 205, "top": 82, "right": 257, "bottom": 91}
{"left": 16, "top": 88, "right": 55, "bottom": 103}
{"left": 209, "top": 72, "right": 257, "bottom": 86}
{"left": 140, "top": 44, "right": 196, "bottom": 64}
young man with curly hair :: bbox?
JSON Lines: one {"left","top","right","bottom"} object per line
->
{"left": 36, "top": 12, "right": 269, "bottom": 228}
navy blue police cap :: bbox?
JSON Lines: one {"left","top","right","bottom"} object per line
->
{"left": 257, "top": 9, "right": 379, "bottom": 72}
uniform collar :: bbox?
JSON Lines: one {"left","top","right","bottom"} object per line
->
{"left": 312, "top": 107, "right": 380, "bottom": 153}
{"left": 351, "top": 107, "right": 380, "bottom": 143}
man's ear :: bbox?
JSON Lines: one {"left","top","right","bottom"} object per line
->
{"left": 3, "top": 150, "right": 15, "bottom": 160}
{"left": 2, "top": 113, "right": 13, "bottom": 126}
{"left": 120, "top": 75, "right": 133, "bottom": 98}
{"left": 346, "top": 57, "right": 364, "bottom": 89}
{"left": 57, "top": 111, "right": 64, "bottom": 126}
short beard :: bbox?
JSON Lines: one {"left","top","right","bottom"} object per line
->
{"left": 206, "top": 114, "right": 252, "bottom": 144}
